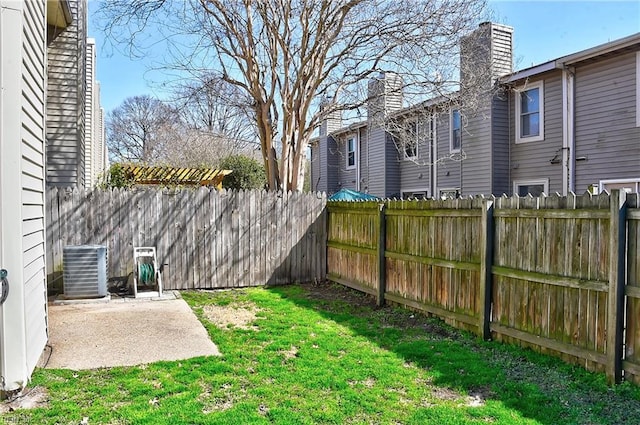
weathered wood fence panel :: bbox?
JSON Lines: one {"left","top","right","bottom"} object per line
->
{"left": 624, "top": 205, "right": 640, "bottom": 384}
{"left": 384, "top": 198, "right": 485, "bottom": 333}
{"left": 491, "top": 194, "right": 611, "bottom": 374}
{"left": 327, "top": 202, "right": 379, "bottom": 296}
{"left": 327, "top": 191, "right": 640, "bottom": 384}
{"left": 46, "top": 187, "right": 327, "bottom": 291}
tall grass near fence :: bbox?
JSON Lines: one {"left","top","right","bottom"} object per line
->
{"left": 327, "top": 191, "right": 640, "bottom": 384}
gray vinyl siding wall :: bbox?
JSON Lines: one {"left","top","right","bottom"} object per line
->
{"left": 311, "top": 134, "right": 340, "bottom": 194}
{"left": 366, "top": 73, "right": 403, "bottom": 198}
{"left": 358, "top": 127, "right": 370, "bottom": 194}
{"left": 435, "top": 111, "right": 462, "bottom": 193}
{"left": 310, "top": 143, "right": 321, "bottom": 191}
{"left": 385, "top": 133, "right": 401, "bottom": 198}
{"left": 491, "top": 95, "right": 510, "bottom": 195}
{"left": 399, "top": 117, "right": 432, "bottom": 196}
{"left": 366, "top": 126, "right": 387, "bottom": 197}
{"left": 46, "top": 0, "right": 86, "bottom": 187}
{"left": 460, "top": 103, "right": 493, "bottom": 196}
{"left": 573, "top": 51, "right": 640, "bottom": 192}
{"left": 325, "top": 136, "right": 339, "bottom": 193}
{"left": 21, "top": 0, "right": 48, "bottom": 378}
{"left": 488, "top": 25, "right": 513, "bottom": 196}
{"left": 509, "top": 72, "right": 564, "bottom": 194}
{"left": 338, "top": 132, "right": 358, "bottom": 192}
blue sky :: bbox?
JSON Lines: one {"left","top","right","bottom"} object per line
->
{"left": 89, "top": 0, "right": 640, "bottom": 113}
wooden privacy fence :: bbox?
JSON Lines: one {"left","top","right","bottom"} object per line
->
{"left": 46, "top": 187, "right": 327, "bottom": 291}
{"left": 327, "top": 191, "right": 640, "bottom": 384}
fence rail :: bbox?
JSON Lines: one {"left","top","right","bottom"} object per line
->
{"left": 327, "top": 191, "right": 640, "bottom": 384}
{"left": 46, "top": 187, "right": 327, "bottom": 291}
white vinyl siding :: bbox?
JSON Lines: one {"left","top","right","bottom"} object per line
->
{"left": 0, "top": 0, "right": 48, "bottom": 392}
{"left": 22, "top": 0, "right": 48, "bottom": 378}
{"left": 515, "top": 81, "right": 544, "bottom": 143}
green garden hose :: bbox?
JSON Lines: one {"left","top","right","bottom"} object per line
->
{"left": 138, "top": 262, "right": 155, "bottom": 285}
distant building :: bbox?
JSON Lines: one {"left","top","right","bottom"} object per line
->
{"left": 46, "top": 0, "right": 88, "bottom": 187}
{"left": 312, "top": 24, "right": 640, "bottom": 198}
{"left": 85, "top": 39, "right": 108, "bottom": 188}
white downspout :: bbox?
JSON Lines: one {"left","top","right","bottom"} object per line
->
{"left": 432, "top": 112, "right": 437, "bottom": 198}
{"left": 568, "top": 69, "right": 575, "bottom": 194}
{"left": 356, "top": 128, "right": 361, "bottom": 192}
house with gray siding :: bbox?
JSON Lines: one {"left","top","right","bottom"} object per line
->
{"left": 503, "top": 32, "right": 640, "bottom": 196}
{"left": 311, "top": 22, "right": 515, "bottom": 198}
{"left": 0, "top": 0, "right": 72, "bottom": 395}
{"left": 46, "top": 0, "right": 87, "bottom": 188}
{"left": 84, "top": 38, "right": 108, "bottom": 188}
{"left": 311, "top": 23, "right": 640, "bottom": 198}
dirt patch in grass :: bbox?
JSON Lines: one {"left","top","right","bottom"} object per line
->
{"left": 0, "top": 386, "right": 49, "bottom": 412}
{"left": 203, "top": 302, "right": 261, "bottom": 331}
{"left": 279, "top": 345, "right": 299, "bottom": 361}
{"left": 296, "top": 281, "right": 640, "bottom": 423}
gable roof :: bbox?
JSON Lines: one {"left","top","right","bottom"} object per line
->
{"left": 501, "top": 31, "right": 640, "bottom": 84}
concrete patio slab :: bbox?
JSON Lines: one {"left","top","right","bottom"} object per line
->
{"left": 44, "top": 293, "right": 220, "bottom": 370}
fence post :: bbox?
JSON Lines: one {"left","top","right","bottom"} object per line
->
{"left": 377, "top": 202, "right": 387, "bottom": 307}
{"left": 607, "top": 189, "right": 627, "bottom": 384}
{"left": 479, "top": 198, "right": 494, "bottom": 340}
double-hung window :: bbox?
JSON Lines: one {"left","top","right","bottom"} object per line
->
{"left": 516, "top": 81, "right": 544, "bottom": 143}
{"left": 346, "top": 135, "right": 356, "bottom": 169}
{"left": 450, "top": 109, "right": 461, "bottom": 153}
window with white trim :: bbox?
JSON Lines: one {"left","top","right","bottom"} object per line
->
{"left": 515, "top": 81, "right": 544, "bottom": 143}
{"left": 346, "top": 135, "right": 356, "bottom": 169}
{"left": 513, "top": 179, "right": 549, "bottom": 196}
{"left": 401, "top": 189, "right": 429, "bottom": 200}
{"left": 450, "top": 109, "right": 461, "bottom": 152}
{"left": 439, "top": 188, "right": 460, "bottom": 199}
{"left": 600, "top": 178, "right": 640, "bottom": 194}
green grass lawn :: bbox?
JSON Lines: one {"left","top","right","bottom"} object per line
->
{"left": 5, "top": 282, "right": 640, "bottom": 424}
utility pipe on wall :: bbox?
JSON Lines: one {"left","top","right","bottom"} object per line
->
{"left": 562, "top": 67, "right": 576, "bottom": 195}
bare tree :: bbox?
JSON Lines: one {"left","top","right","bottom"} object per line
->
{"left": 98, "top": 0, "right": 488, "bottom": 191}
{"left": 106, "top": 95, "right": 183, "bottom": 163}
{"left": 370, "top": 19, "right": 508, "bottom": 170}
{"left": 172, "top": 74, "right": 258, "bottom": 157}
{"left": 160, "top": 128, "right": 252, "bottom": 168}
